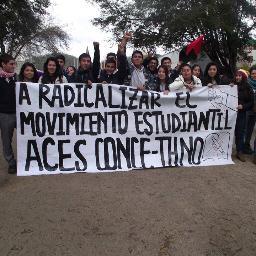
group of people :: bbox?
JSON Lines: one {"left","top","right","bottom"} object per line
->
{"left": 0, "top": 32, "right": 255, "bottom": 173}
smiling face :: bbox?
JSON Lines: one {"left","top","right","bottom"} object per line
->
{"left": 148, "top": 59, "right": 158, "bottom": 72}
{"left": 23, "top": 66, "right": 35, "bottom": 81}
{"left": 235, "top": 74, "right": 243, "bottom": 83}
{"left": 67, "top": 66, "right": 75, "bottom": 76}
{"left": 105, "top": 62, "right": 116, "bottom": 75}
{"left": 158, "top": 67, "right": 166, "bottom": 81}
{"left": 132, "top": 53, "right": 143, "bottom": 67}
{"left": 181, "top": 66, "right": 192, "bottom": 81}
{"left": 47, "top": 60, "right": 57, "bottom": 75}
{"left": 162, "top": 59, "right": 172, "bottom": 71}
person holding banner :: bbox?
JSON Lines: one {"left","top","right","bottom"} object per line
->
{"left": 143, "top": 56, "right": 159, "bottom": 91}
{"left": 234, "top": 70, "right": 254, "bottom": 162}
{"left": 70, "top": 42, "right": 100, "bottom": 86}
{"left": 0, "top": 54, "right": 17, "bottom": 174}
{"left": 244, "top": 66, "right": 256, "bottom": 160}
{"left": 168, "top": 63, "right": 202, "bottom": 92}
{"left": 192, "top": 64, "right": 203, "bottom": 80}
{"left": 156, "top": 66, "right": 170, "bottom": 94}
{"left": 203, "top": 62, "right": 229, "bottom": 87}
{"left": 19, "top": 62, "right": 38, "bottom": 83}
{"left": 38, "top": 57, "right": 68, "bottom": 84}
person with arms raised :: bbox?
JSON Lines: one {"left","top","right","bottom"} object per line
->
{"left": 70, "top": 42, "right": 100, "bottom": 86}
{"left": 98, "top": 40, "right": 127, "bottom": 85}
{"left": 119, "top": 32, "right": 148, "bottom": 91}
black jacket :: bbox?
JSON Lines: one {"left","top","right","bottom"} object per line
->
{"left": 99, "top": 54, "right": 129, "bottom": 85}
{"left": 72, "top": 68, "right": 95, "bottom": 83}
{"left": 237, "top": 82, "right": 254, "bottom": 112}
{"left": 70, "top": 44, "right": 100, "bottom": 83}
{"left": 202, "top": 75, "right": 230, "bottom": 86}
{"left": 169, "top": 68, "right": 179, "bottom": 81}
{"left": 0, "top": 76, "right": 16, "bottom": 113}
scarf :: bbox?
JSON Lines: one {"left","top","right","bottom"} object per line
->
{"left": 0, "top": 68, "right": 15, "bottom": 79}
{"left": 248, "top": 77, "right": 256, "bottom": 91}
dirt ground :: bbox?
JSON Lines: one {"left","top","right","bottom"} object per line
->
{"left": 0, "top": 133, "right": 256, "bottom": 256}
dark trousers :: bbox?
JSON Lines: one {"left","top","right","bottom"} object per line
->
{"left": 254, "top": 137, "right": 256, "bottom": 155}
{"left": 235, "top": 111, "right": 246, "bottom": 153}
{"left": 245, "top": 111, "right": 256, "bottom": 148}
{"left": 0, "top": 113, "right": 16, "bottom": 167}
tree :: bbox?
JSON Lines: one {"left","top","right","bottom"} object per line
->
{"left": 92, "top": 0, "right": 256, "bottom": 75}
{"left": 0, "top": 0, "right": 69, "bottom": 59}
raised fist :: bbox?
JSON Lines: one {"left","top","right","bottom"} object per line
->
{"left": 123, "top": 32, "right": 132, "bottom": 41}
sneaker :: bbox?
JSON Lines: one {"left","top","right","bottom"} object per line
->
{"left": 236, "top": 152, "right": 246, "bottom": 162}
{"left": 8, "top": 164, "right": 17, "bottom": 174}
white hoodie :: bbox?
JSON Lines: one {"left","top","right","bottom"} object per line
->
{"left": 169, "top": 75, "right": 202, "bottom": 92}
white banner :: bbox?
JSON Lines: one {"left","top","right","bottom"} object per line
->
{"left": 16, "top": 83, "right": 238, "bottom": 176}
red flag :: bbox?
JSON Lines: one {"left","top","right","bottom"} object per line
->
{"left": 179, "top": 35, "right": 205, "bottom": 63}
{"left": 186, "top": 35, "right": 204, "bottom": 56}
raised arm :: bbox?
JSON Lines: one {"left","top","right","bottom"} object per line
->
{"left": 92, "top": 42, "right": 100, "bottom": 81}
{"left": 119, "top": 32, "right": 132, "bottom": 55}
{"left": 117, "top": 32, "right": 132, "bottom": 82}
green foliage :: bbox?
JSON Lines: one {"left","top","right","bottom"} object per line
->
{"left": 0, "top": 0, "right": 69, "bottom": 58}
{"left": 92, "top": 0, "right": 256, "bottom": 74}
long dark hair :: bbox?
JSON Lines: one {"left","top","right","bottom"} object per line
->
{"left": 19, "top": 62, "right": 38, "bottom": 82}
{"left": 203, "top": 62, "right": 221, "bottom": 85}
{"left": 157, "top": 66, "right": 169, "bottom": 83}
{"left": 42, "top": 57, "right": 62, "bottom": 84}
{"left": 156, "top": 65, "right": 170, "bottom": 92}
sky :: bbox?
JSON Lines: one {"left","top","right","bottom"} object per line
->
{"left": 48, "top": 0, "right": 133, "bottom": 60}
